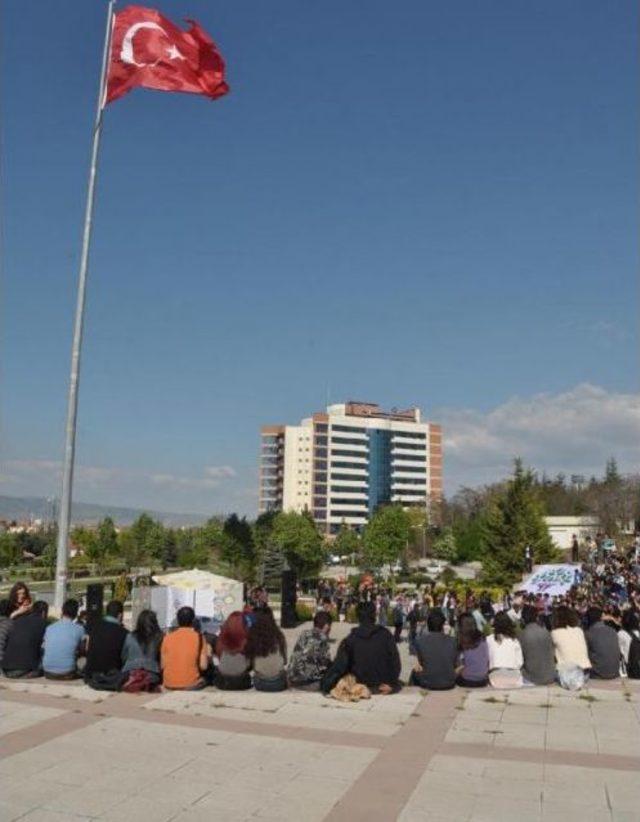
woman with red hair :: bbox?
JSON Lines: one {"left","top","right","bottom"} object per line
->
{"left": 213, "top": 611, "right": 252, "bottom": 690}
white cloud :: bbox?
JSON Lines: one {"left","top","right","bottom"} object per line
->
{"left": 436, "top": 384, "right": 640, "bottom": 492}
{"left": 204, "top": 465, "right": 237, "bottom": 479}
{"left": 3, "top": 460, "right": 236, "bottom": 496}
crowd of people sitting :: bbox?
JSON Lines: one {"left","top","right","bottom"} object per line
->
{"left": 0, "top": 551, "right": 638, "bottom": 697}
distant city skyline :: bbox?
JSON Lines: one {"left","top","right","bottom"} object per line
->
{"left": 2, "top": 2, "right": 638, "bottom": 516}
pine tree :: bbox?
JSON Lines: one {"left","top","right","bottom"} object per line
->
{"left": 481, "top": 459, "right": 559, "bottom": 586}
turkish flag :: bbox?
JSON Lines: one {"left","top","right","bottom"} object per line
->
{"left": 106, "top": 6, "right": 229, "bottom": 105}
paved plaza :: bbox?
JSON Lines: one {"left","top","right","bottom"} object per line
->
{"left": 1, "top": 623, "right": 639, "bottom": 822}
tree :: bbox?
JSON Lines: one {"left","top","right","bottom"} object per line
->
{"left": 481, "top": 459, "right": 559, "bottom": 586}
{"left": 253, "top": 510, "right": 277, "bottom": 582}
{"left": 604, "top": 457, "right": 621, "bottom": 486}
{"left": 333, "top": 521, "right": 361, "bottom": 563}
{"left": 71, "top": 526, "right": 98, "bottom": 568}
{"left": 162, "top": 529, "right": 178, "bottom": 568}
{"left": 119, "top": 529, "right": 149, "bottom": 572}
{"left": 220, "top": 514, "right": 256, "bottom": 579}
{"left": 361, "top": 504, "right": 411, "bottom": 571}
{"left": 39, "top": 541, "right": 57, "bottom": 580}
{"left": 0, "top": 532, "right": 21, "bottom": 568}
{"left": 270, "top": 511, "right": 325, "bottom": 577}
{"left": 96, "top": 517, "right": 118, "bottom": 556}
{"left": 432, "top": 527, "right": 458, "bottom": 563}
{"left": 406, "top": 507, "right": 428, "bottom": 559}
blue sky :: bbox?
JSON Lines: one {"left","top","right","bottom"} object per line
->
{"left": 2, "top": 1, "right": 638, "bottom": 516}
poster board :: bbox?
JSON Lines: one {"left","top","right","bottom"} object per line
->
{"left": 132, "top": 570, "right": 243, "bottom": 631}
{"left": 521, "top": 564, "right": 580, "bottom": 596}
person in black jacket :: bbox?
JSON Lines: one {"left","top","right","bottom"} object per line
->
{"left": 84, "top": 600, "right": 128, "bottom": 688}
{"left": 2, "top": 607, "right": 47, "bottom": 678}
{"left": 322, "top": 601, "right": 401, "bottom": 694}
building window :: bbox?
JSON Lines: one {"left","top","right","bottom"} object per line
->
{"left": 392, "top": 463, "right": 426, "bottom": 473}
{"left": 331, "top": 460, "right": 368, "bottom": 471}
{"left": 332, "top": 424, "right": 367, "bottom": 434}
{"left": 393, "top": 431, "right": 426, "bottom": 440}
{"left": 331, "top": 436, "right": 369, "bottom": 447}
{"left": 331, "top": 449, "right": 369, "bottom": 460}
{"left": 331, "top": 472, "right": 370, "bottom": 483}
{"left": 331, "top": 510, "right": 368, "bottom": 518}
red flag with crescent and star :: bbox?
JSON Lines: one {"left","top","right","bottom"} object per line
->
{"left": 105, "top": 5, "right": 229, "bottom": 105}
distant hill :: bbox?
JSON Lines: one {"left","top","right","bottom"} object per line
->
{"left": 0, "top": 495, "right": 208, "bottom": 527}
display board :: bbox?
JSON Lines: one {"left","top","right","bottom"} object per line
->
{"left": 132, "top": 569, "right": 243, "bottom": 630}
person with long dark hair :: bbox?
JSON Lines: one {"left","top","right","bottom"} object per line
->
{"left": 120, "top": 609, "right": 163, "bottom": 691}
{"left": 487, "top": 611, "right": 523, "bottom": 689}
{"left": 8, "top": 581, "right": 32, "bottom": 618}
{"left": 456, "top": 612, "right": 489, "bottom": 688}
{"left": 246, "top": 607, "right": 287, "bottom": 692}
{"left": 214, "top": 611, "right": 251, "bottom": 690}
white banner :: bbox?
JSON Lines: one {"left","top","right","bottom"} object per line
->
{"left": 521, "top": 564, "right": 580, "bottom": 596}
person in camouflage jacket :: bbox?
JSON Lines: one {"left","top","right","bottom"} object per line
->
{"left": 288, "top": 611, "right": 332, "bottom": 687}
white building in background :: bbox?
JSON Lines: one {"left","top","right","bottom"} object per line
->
{"left": 545, "top": 516, "right": 599, "bottom": 550}
{"left": 259, "top": 401, "right": 442, "bottom": 534}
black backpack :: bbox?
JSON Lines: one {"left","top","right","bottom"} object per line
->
{"left": 626, "top": 635, "right": 640, "bottom": 679}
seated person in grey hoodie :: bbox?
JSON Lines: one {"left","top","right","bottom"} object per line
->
{"left": 519, "top": 605, "right": 556, "bottom": 685}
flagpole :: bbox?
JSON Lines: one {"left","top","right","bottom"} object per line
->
{"left": 54, "top": 0, "right": 116, "bottom": 613}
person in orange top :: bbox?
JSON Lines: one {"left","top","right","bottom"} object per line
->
{"left": 161, "top": 606, "right": 210, "bottom": 690}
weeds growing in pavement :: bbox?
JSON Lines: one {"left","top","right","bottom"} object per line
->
{"left": 578, "top": 693, "right": 598, "bottom": 702}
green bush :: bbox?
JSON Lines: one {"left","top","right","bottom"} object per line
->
{"left": 295, "top": 602, "right": 315, "bottom": 622}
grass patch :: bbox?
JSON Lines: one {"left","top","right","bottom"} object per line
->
{"left": 483, "top": 695, "right": 507, "bottom": 704}
{"left": 578, "top": 693, "right": 598, "bottom": 702}
{"left": 538, "top": 703, "right": 553, "bottom": 708}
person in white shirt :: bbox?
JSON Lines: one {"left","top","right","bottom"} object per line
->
{"left": 486, "top": 611, "right": 524, "bottom": 689}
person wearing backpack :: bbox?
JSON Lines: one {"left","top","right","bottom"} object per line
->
{"left": 619, "top": 610, "right": 640, "bottom": 679}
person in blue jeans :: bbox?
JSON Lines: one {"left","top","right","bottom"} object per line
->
{"left": 42, "top": 599, "right": 86, "bottom": 679}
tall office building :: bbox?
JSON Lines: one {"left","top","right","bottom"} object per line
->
{"left": 259, "top": 402, "right": 442, "bottom": 533}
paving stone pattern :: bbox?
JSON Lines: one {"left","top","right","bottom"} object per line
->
{"left": 1, "top": 625, "right": 638, "bottom": 821}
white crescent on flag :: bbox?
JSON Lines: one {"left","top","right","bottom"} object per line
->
{"left": 120, "top": 21, "right": 185, "bottom": 67}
